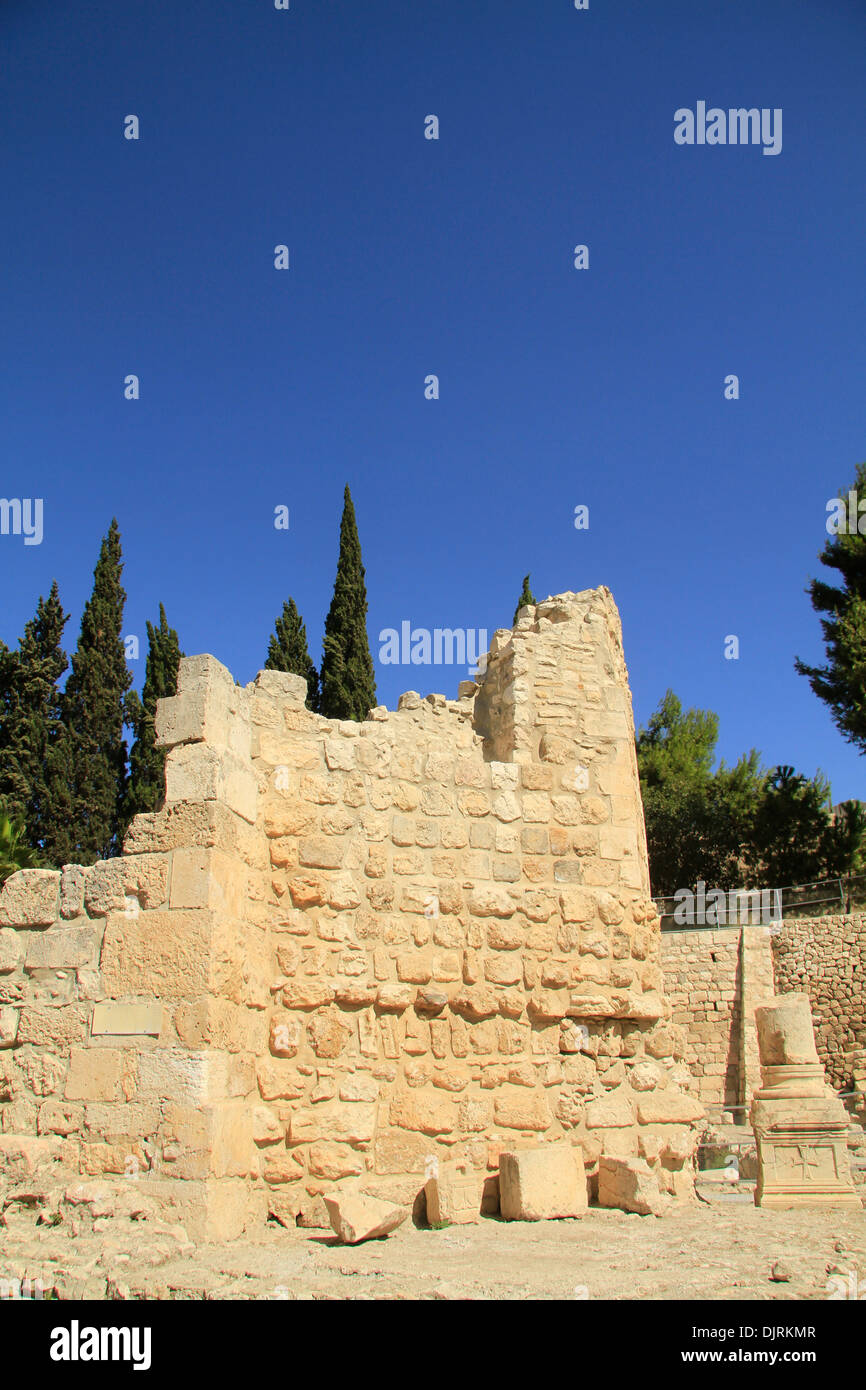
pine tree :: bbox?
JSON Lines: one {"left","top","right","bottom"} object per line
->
{"left": 513, "top": 574, "right": 537, "bottom": 625}
{"left": 265, "top": 598, "right": 320, "bottom": 711}
{"left": 796, "top": 461, "right": 866, "bottom": 752}
{"left": 122, "top": 604, "right": 183, "bottom": 835}
{"left": 318, "top": 486, "right": 377, "bottom": 721}
{"left": 0, "top": 583, "right": 69, "bottom": 860}
{"left": 54, "top": 520, "right": 133, "bottom": 865}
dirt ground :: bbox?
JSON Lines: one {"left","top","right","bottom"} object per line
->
{"left": 2, "top": 1185, "right": 864, "bottom": 1301}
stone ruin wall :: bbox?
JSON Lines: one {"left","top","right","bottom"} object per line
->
{"left": 661, "top": 914, "right": 866, "bottom": 1109}
{"left": 771, "top": 915, "right": 866, "bottom": 1093}
{"left": 660, "top": 926, "right": 775, "bottom": 1115}
{"left": 0, "top": 587, "right": 706, "bottom": 1241}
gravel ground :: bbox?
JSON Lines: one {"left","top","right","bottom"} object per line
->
{"left": 2, "top": 1186, "right": 864, "bottom": 1301}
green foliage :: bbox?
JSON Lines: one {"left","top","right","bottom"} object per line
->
{"left": 0, "top": 583, "right": 70, "bottom": 864}
{"left": 513, "top": 574, "right": 537, "bottom": 625}
{"left": 318, "top": 486, "right": 377, "bottom": 721}
{"left": 748, "top": 765, "right": 832, "bottom": 886}
{"left": 0, "top": 801, "right": 41, "bottom": 885}
{"left": 823, "top": 799, "right": 866, "bottom": 878}
{"left": 52, "top": 520, "right": 133, "bottom": 865}
{"left": 265, "top": 598, "right": 320, "bottom": 711}
{"left": 122, "top": 604, "right": 183, "bottom": 837}
{"left": 637, "top": 692, "right": 763, "bottom": 895}
{"left": 636, "top": 691, "right": 859, "bottom": 896}
{"left": 796, "top": 461, "right": 866, "bottom": 752}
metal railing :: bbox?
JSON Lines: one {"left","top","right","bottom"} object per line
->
{"left": 655, "top": 872, "right": 866, "bottom": 930}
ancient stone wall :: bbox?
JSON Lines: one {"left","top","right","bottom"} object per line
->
{"left": 0, "top": 588, "right": 705, "bottom": 1238}
{"left": 661, "top": 927, "right": 745, "bottom": 1110}
{"left": 771, "top": 915, "right": 866, "bottom": 1092}
{"left": 661, "top": 914, "right": 866, "bottom": 1108}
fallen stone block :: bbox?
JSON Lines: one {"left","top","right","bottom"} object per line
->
{"left": 323, "top": 1191, "right": 408, "bottom": 1244}
{"left": 425, "top": 1161, "right": 484, "bottom": 1225}
{"left": 598, "top": 1155, "right": 672, "bottom": 1216}
{"left": 499, "top": 1141, "right": 587, "bottom": 1221}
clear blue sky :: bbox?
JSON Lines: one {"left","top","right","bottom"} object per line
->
{"left": 2, "top": 0, "right": 864, "bottom": 800}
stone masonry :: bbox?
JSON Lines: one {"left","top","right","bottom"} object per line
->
{"left": 662, "top": 914, "right": 866, "bottom": 1110}
{"left": 0, "top": 588, "right": 705, "bottom": 1241}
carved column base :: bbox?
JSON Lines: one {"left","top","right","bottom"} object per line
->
{"left": 750, "top": 1094, "right": 860, "bottom": 1210}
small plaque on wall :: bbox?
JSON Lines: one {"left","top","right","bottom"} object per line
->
{"left": 91, "top": 1002, "right": 164, "bottom": 1037}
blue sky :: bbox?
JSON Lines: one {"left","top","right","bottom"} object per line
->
{"left": 2, "top": 0, "right": 864, "bottom": 800}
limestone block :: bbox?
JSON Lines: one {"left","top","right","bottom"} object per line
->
{"left": 416, "top": 986, "right": 449, "bottom": 1013}
{"left": 298, "top": 838, "right": 344, "bottom": 870}
{"left": 468, "top": 887, "right": 515, "bottom": 918}
{"left": 64, "top": 1048, "right": 126, "bottom": 1102}
{"left": 16, "top": 1004, "right": 90, "bottom": 1049}
{"left": 265, "top": 800, "right": 317, "bottom": 839}
{"left": 288, "top": 1102, "right": 377, "bottom": 1145}
{"left": 123, "top": 853, "right": 170, "bottom": 910}
{"left": 0, "top": 928, "right": 23, "bottom": 973}
{"left": 252, "top": 1106, "right": 284, "bottom": 1146}
{"left": 493, "top": 1094, "right": 553, "bottom": 1131}
{"left": 269, "top": 1015, "right": 302, "bottom": 1056}
{"left": 100, "top": 909, "right": 212, "bottom": 998}
{"left": 598, "top": 1155, "right": 672, "bottom": 1216}
{"left": 374, "top": 983, "right": 412, "bottom": 1013}
{"left": 527, "top": 991, "right": 568, "bottom": 1023}
{"left": 397, "top": 953, "right": 432, "bottom": 984}
{"left": 450, "top": 987, "right": 498, "bottom": 1021}
{"left": 308, "top": 1142, "right": 365, "bottom": 1180}
{"left": 635, "top": 1093, "right": 705, "bottom": 1125}
{"left": 339, "top": 1073, "right": 379, "bottom": 1102}
{"left": 425, "top": 1161, "right": 485, "bottom": 1224}
{"left": 0, "top": 1006, "right": 20, "bottom": 1048}
{"left": 281, "top": 979, "right": 335, "bottom": 1010}
{"left": 389, "top": 1091, "right": 454, "bottom": 1135}
{"left": 323, "top": 1191, "right": 408, "bottom": 1244}
{"left": 24, "top": 925, "right": 98, "bottom": 973}
{"left": 499, "top": 1141, "right": 587, "bottom": 1220}
{"left": 36, "top": 1099, "right": 84, "bottom": 1136}
{"left": 585, "top": 1087, "right": 635, "bottom": 1129}
{"left": 308, "top": 1011, "right": 352, "bottom": 1058}
{"left": 0, "top": 869, "right": 60, "bottom": 927}
{"left": 59, "top": 865, "right": 87, "bottom": 920}
{"left": 256, "top": 1059, "right": 306, "bottom": 1101}
{"left": 82, "top": 860, "right": 128, "bottom": 918}
{"left": 164, "top": 744, "right": 257, "bottom": 824}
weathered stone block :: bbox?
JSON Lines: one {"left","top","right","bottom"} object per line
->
{"left": 323, "top": 1191, "right": 408, "bottom": 1244}
{"left": 0, "top": 928, "right": 23, "bottom": 973}
{"left": 598, "top": 1155, "right": 671, "bottom": 1216}
{"left": 0, "top": 869, "right": 60, "bottom": 927}
{"left": 425, "top": 1160, "right": 485, "bottom": 1224}
{"left": 499, "top": 1141, "right": 587, "bottom": 1220}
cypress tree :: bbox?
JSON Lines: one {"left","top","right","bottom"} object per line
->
{"left": 0, "top": 640, "right": 20, "bottom": 820}
{"left": 54, "top": 520, "right": 133, "bottom": 865}
{"left": 318, "top": 486, "right": 377, "bottom": 721}
{"left": 0, "top": 583, "right": 70, "bottom": 860}
{"left": 513, "top": 574, "right": 537, "bottom": 624}
{"left": 265, "top": 598, "right": 320, "bottom": 711}
{"left": 122, "top": 604, "right": 183, "bottom": 835}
